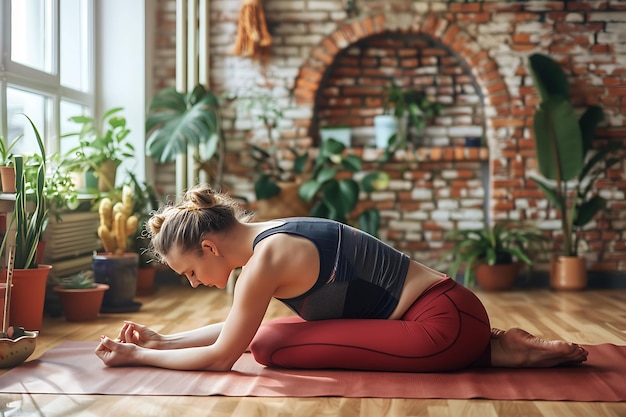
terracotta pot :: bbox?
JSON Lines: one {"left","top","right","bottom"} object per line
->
{"left": 255, "top": 182, "right": 311, "bottom": 221}
{"left": 92, "top": 252, "right": 141, "bottom": 313}
{"left": 550, "top": 256, "right": 587, "bottom": 290}
{"left": 0, "top": 166, "right": 16, "bottom": 193}
{"left": 0, "top": 265, "right": 52, "bottom": 331}
{"left": 53, "top": 283, "right": 110, "bottom": 322}
{"left": 475, "top": 263, "right": 521, "bottom": 291}
{"left": 136, "top": 267, "right": 157, "bottom": 296}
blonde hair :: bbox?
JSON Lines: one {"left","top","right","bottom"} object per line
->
{"left": 147, "top": 184, "right": 251, "bottom": 262}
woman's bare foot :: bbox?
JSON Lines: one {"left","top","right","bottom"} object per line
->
{"left": 490, "top": 328, "right": 588, "bottom": 368}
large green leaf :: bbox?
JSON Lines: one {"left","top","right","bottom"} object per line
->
{"left": 298, "top": 179, "right": 321, "bottom": 202}
{"left": 533, "top": 96, "right": 584, "bottom": 181}
{"left": 358, "top": 209, "right": 381, "bottom": 238}
{"left": 528, "top": 53, "right": 570, "bottom": 101}
{"left": 341, "top": 154, "right": 362, "bottom": 172}
{"left": 321, "top": 179, "right": 359, "bottom": 220}
{"left": 579, "top": 105, "right": 604, "bottom": 154}
{"left": 361, "top": 171, "right": 390, "bottom": 192}
{"left": 254, "top": 174, "right": 281, "bottom": 200}
{"left": 146, "top": 85, "right": 220, "bottom": 163}
{"left": 574, "top": 195, "right": 606, "bottom": 227}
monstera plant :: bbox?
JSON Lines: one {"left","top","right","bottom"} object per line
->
{"left": 528, "top": 53, "right": 622, "bottom": 289}
{"left": 298, "top": 138, "right": 390, "bottom": 237}
{"left": 145, "top": 84, "right": 225, "bottom": 188}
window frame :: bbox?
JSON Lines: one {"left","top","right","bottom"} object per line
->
{"left": 0, "top": 0, "right": 96, "bottom": 154}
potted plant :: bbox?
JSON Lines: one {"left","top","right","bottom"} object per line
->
{"left": 146, "top": 83, "right": 226, "bottom": 189}
{"left": 0, "top": 116, "right": 52, "bottom": 331}
{"left": 236, "top": 89, "right": 310, "bottom": 220}
{"left": 528, "top": 53, "right": 623, "bottom": 290}
{"left": 126, "top": 171, "right": 161, "bottom": 295}
{"left": 374, "top": 82, "right": 442, "bottom": 150}
{"left": 63, "top": 107, "right": 135, "bottom": 192}
{"left": 0, "top": 135, "right": 22, "bottom": 193}
{"left": 298, "top": 138, "right": 390, "bottom": 237}
{"left": 44, "top": 152, "right": 81, "bottom": 220}
{"left": 92, "top": 185, "right": 141, "bottom": 312}
{"left": 444, "top": 221, "right": 548, "bottom": 291}
{"left": 53, "top": 270, "right": 109, "bottom": 322}
{"left": 319, "top": 125, "right": 351, "bottom": 147}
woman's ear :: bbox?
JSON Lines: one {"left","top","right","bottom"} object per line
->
{"left": 202, "top": 239, "right": 221, "bottom": 257}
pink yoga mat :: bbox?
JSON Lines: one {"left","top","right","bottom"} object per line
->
{"left": 0, "top": 341, "right": 625, "bottom": 401}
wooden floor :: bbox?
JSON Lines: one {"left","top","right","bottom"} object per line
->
{"left": 2, "top": 281, "right": 626, "bottom": 417}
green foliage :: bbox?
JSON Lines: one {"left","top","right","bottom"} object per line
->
{"left": 298, "top": 138, "right": 389, "bottom": 237}
{"left": 236, "top": 90, "right": 309, "bottom": 200}
{"left": 1, "top": 116, "right": 49, "bottom": 269}
{"left": 528, "top": 53, "right": 622, "bottom": 256}
{"left": 382, "top": 82, "right": 442, "bottom": 150}
{"left": 124, "top": 171, "right": 161, "bottom": 265}
{"left": 44, "top": 153, "right": 80, "bottom": 220}
{"left": 0, "top": 135, "right": 22, "bottom": 166}
{"left": 60, "top": 270, "right": 96, "bottom": 289}
{"left": 64, "top": 107, "right": 135, "bottom": 172}
{"left": 444, "top": 221, "right": 547, "bottom": 287}
{"left": 146, "top": 84, "right": 225, "bottom": 187}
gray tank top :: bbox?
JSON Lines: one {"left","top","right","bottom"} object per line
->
{"left": 252, "top": 218, "right": 410, "bottom": 320}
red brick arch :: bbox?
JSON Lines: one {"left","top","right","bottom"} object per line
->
{"left": 293, "top": 13, "right": 512, "bottom": 149}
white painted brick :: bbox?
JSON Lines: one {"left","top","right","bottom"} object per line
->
{"left": 457, "top": 221, "right": 485, "bottom": 230}
{"left": 380, "top": 209, "right": 401, "bottom": 221}
{"left": 600, "top": 190, "right": 625, "bottom": 200}
{"left": 589, "top": 12, "right": 626, "bottom": 22}
{"left": 451, "top": 209, "right": 484, "bottom": 221}
{"left": 438, "top": 199, "right": 459, "bottom": 210}
{"left": 432, "top": 210, "right": 450, "bottom": 221}
{"left": 447, "top": 126, "right": 484, "bottom": 138}
{"left": 404, "top": 211, "right": 429, "bottom": 221}
{"left": 460, "top": 199, "right": 484, "bottom": 208}
{"left": 389, "top": 220, "right": 423, "bottom": 232}
{"left": 307, "top": 1, "right": 343, "bottom": 10}
{"left": 406, "top": 232, "right": 423, "bottom": 242}
{"left": 387, "top": 180, "right": 414, "bottom": 191}
{"left": 370, "top": 191, "right": 396, "bottom": 202}
{"left": 411, "top": 188, "right": 433, "bottom": 200}
{"left": 537, "top": 220, "right": 562, "bottom": 230}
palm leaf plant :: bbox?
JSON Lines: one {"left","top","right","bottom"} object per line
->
{"left": 528, "top": 53, "right": 622, "bottom": 256}
{"left": 146, "top": 84, "right": 225, "bottom": 187}
{"left": 444, "top": 221, "right": 547, "bottom": 287}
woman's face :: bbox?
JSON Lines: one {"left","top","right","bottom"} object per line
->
{"left": 164, "top": 241, "right": 231, "bottom": 289}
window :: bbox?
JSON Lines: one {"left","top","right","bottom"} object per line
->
{"left": 0, "top": 0, "right": 94, "bottom": 155}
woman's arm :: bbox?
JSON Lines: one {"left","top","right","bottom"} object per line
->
{"left": 118, "top": 321, "right": 225, "bottom": 350}
{"left": 96, "top": 250, "right": 281, "bottom": 370}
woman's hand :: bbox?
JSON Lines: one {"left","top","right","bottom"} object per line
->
{"left": 117, "top": 321, "right": 163, "bottom": 349}
{"left": 95, "top": 336, "right": 142, "bottom": 367}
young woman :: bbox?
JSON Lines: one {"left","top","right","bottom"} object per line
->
{"left": 95, "top": 185, "right": 588, "bottom": 372}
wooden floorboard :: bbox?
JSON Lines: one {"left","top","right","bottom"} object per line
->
{"left": 2, "top": 282, "right": 626, "bottom": 417}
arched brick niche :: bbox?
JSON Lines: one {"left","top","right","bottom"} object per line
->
{"left": 313, "top": 32, "right": 485, "bottom": 149}
{"left": 295, "top": 14, "right": 512, "bottom": 148}
{"left": 291, "top": 14, "right": 511, "bottom": 265}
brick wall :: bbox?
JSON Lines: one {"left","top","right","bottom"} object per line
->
{"left": 152, "top": 0, "right": 626, "bottom": 273}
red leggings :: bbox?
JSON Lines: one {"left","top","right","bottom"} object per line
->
{"left": 250, "top": 278, "right": 492, "bottom": 372}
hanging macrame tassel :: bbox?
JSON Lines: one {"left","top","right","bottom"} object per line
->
{"left": 232, "top": 0, "right": 272, "bottom": 57}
